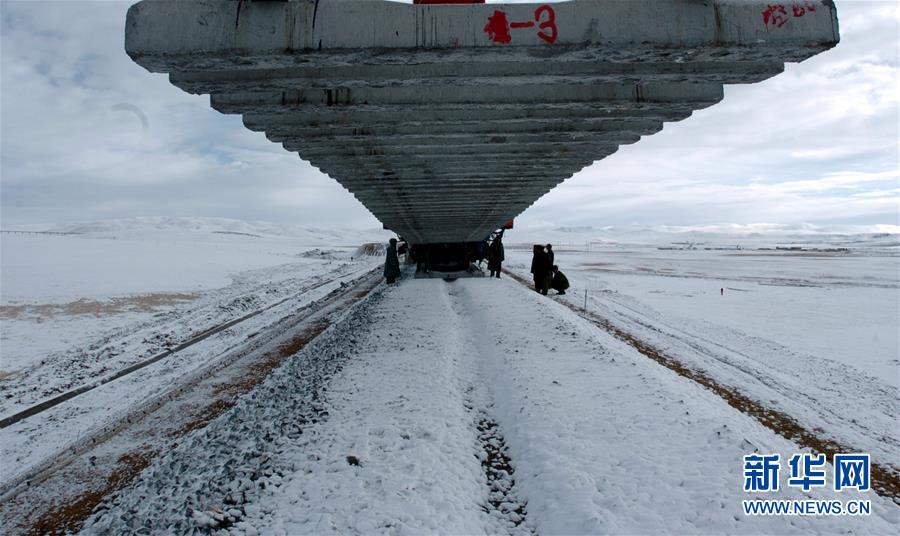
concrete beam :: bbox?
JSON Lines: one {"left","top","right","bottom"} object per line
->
{"left": 169, "top": 61, "right": 784, "bottom": 94}
{"left": 124, "top": 0, "right": 840, "bottom": 244}
{"left": 239, "top": 103, "right": 696, "bottom": 124}
{"left": 252, "top": 118, "right": 663, "bottom": 138}
{"left": 126, "top": 0, "right": 838, "bottom": 71}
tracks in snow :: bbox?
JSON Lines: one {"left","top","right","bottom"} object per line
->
{"left": 1, "top": 268, "right": 382, "bottom": 536}
{"left": 504, "top": 268, "right": 900, "bottom": 502}
{"left": 0, "top": 266, "right": 374, "bottom": 431}
{"left": 475, "top": 413, "right": 529, "bottom": 529}
{"left": 76, "top": 277, "right": 536, "bottom": 535}
{"left": 33, "top": 277, "right": 900, "bottom": 534}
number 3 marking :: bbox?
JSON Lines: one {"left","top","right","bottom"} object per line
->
{"left": 535, "top": 5, "right": 558, "bottom": 44}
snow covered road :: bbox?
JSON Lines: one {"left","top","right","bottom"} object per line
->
{"left": 82, "top": 278, "right": 898, "bottom": 534}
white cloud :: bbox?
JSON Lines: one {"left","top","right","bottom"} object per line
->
{"left": 1, "top": 0, "right": 897, "bottom": 233}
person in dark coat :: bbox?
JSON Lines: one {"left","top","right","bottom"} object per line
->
{"left": 487, "top": 232, "right": 505, "bottom": 278}
{"left": 384, "top": 238, "right": 401, "bottom": 284}
{"left": 530, "top": 244, "right": 551, "bottom": 294}
{"left": 545, "top": 244, "right": 554, "bottom": 266}
{"left": 550, "top": 265, "right": 570, "bottom": 295}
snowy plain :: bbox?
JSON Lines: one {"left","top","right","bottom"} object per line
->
{"left": 504, "top": 227, "right": 899, "bottom": 478}
{"left": 1, "top": 217, "right": 391, "bottom": 375}
{"left": 0, "top": 218, "right": 389, "bottom": 498}
{"left": 1, "top": 220, "right": 898, "bottom": 534}
{"left": 83, "top": 278, "right": 899, "bottom": 535}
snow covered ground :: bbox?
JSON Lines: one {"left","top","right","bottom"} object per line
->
{"left": 504, "top": 230, "right": 899, "bottom": 477}
{"left": 82, "top": 278, "right": 899, "bottom": 534}
{"left": 1, "top": 217, "right": 390, "bottom": 375}
{"left": 0, "top": 218, "right": 389, "bottom": 496}
{"left": 2, "top": 221, "right": 898, "bottom": 534}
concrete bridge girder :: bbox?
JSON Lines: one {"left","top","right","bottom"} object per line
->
{"left": 124, "top": 0, "right": 840, "bottom": 244}
{"left": 251, "top": 118, "right": 664, "bottom": 138}
{"left": 238, "top": 103, "right": 698, "bottom": 125}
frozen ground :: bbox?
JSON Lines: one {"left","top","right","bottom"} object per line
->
{"left": 0, "top": 218, "right": 388, "bottom": 495}
{"left": 2, "top": 221, "right": 898, "bottom": 534}
{"left": 83, "top": 278, "right": 898, "bottom": 534}
{"left": 504, "top": 231, "right": 899, "bottom": 474}
{"left": 1, "top": 217, "right": 390, "bottom": 375}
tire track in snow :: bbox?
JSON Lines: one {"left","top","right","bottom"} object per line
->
{"left": 586, "top": 285, "right": 898, "bottom": 446}
{"left": 3, "top": 272, "right": 382, "bottom": 535}
{"left": 504, "top": 269, "right": 900, "bottom": 502}
{"left": 0, "top": 266, "right": 375, "bottom": 430}
{"left": 475, "top": 413, "right": 530, "bottom": 530}
{"left": 77, "top": 287, "right": 382, "bottom": 535}
{"left": 447, "top": 285, "right": 532, "bottom": 534}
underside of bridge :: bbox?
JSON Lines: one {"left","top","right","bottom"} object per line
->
{"left": 125, "top": 0, "right": 839, "bottom": 248}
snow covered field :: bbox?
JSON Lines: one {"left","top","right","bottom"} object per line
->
{"left": 0, "top": 219, "right": 389, "bottom": 499}
{"left": 1, "top": 218, "right": 390, "bottom": 375}
{"left": 504, "top": 230, "right": 899, "bottom": 481}
{"left": 83, "top": 278, "right": 899, "bottom": 534}
{"left": 1, "top": 221, "right": 898, "bottom": 534}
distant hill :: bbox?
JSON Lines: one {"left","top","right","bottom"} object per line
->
{"left": 34, "top": 217, "right": 393, "bottom": 245}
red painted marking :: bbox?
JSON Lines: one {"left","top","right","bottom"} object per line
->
{"left": 762, "top": 4, "right": 788, "bottom": 29}
{"left": 483, "top": 4, "right": 558, "bottom": 44}
{"left": 535, "top": 4, "right": 558, "bottom": 44}
{"left": 483, "top": 10, "right": 511, "bottom": 43}
{"left": 764, "top": 1, "right": 818, "bottom": 29}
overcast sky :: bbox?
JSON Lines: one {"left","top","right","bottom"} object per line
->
{"left": 1, "top": 0, "right": 897, "bottom": 232}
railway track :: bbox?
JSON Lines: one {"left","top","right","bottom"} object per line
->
{"left": 0, "top": 265, "right": 373, "bottom": 431}
{"left": 0, "top": 267, "right": 383, "bottom": 535}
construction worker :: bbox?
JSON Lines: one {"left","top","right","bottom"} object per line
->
{"left": 487, "top": 230, "right": 505, "bottom": 278}
{"left": 384, "top": 238, "right": 401, "bottom": 284}
{"left": 550, "top": 265, "right": 570, "bottom": 295}
{"left": 530, "top": 244, "right": 551, "bottom": 294}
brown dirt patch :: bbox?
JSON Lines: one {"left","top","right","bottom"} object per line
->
{"left": 11, "top": 275, "right": 379, "bottom": 535}
{"left": 211, "top": 320, "right": 330, "bottom": 401}
{"left": 26, "top": 450, "right": 157, "bottom": 536}
{"left": 1, "top": 293, "right": 199, "bottom": 320}
{"left": 174, "top": 399, "right": 236, "bottom": 437}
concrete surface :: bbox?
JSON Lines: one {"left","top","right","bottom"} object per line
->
{"left": 125, "top": 0, "right": 839, "bottom": 243}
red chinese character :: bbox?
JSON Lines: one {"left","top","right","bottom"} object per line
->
{"left": 762, "top": 4, "right": 788, "bottom": 29}
{"left": 792, "top": 4, "right": 805, "bottom": 17}
{"left": 484, "top": 10, "right": 511, "bottom": 43}
{"left": 484, "top": 5, "right": 558, "bottom": 44}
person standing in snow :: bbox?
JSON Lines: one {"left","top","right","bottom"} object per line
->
{"left": 530, "top": 244, "right": 551, "bottom": 294}
{"left": 545, "top": 243, "right": 554, "bottom": 266}
{"left": 550, "top": 265, "right": 570, "bottom": 295}
{"left": 487, "top": 230, "right": 505, "bottom": 278}
{"left": 384, "top": 238, "right": 401, "bottom": 284}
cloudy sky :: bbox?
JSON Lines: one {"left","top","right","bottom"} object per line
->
{"left": 1, "top": 0, "right": 897, "bottom": 232}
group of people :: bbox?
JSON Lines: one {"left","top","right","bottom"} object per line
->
{"left": 384, "top": 235, "right": 570, "bottom": 297}
{"left": 530, "top": 243, "right": 569, "bottom": 295}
